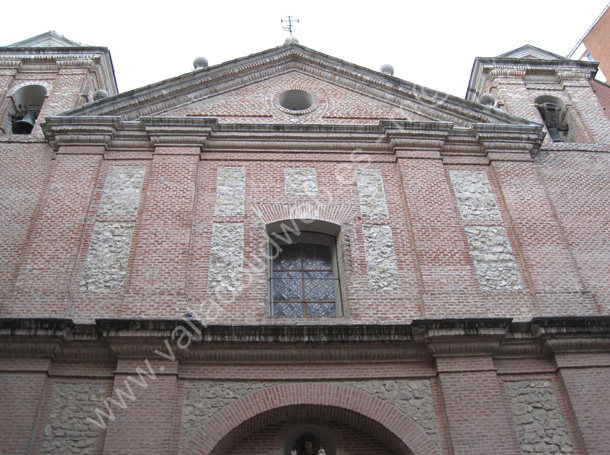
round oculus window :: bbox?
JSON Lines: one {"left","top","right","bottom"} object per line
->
{"left": 277, "top": 89, "right": 315, "bottom": 113}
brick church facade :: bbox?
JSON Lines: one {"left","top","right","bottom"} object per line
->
{"left": 1, "top": 32, "right": 609, "bottom": 455}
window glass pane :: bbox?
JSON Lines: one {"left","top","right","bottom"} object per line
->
{"left": 302, "top": 244, "right": 332, "bottom": 270}
{"left": 274, "top": 243, "right": 301, "bottom": 270}
{"left": 273, "top": 271, "right": 302, "bottom": 301}
{"left": 270, "top": 236, "right": 338, "bottom": 317}
{"left": 304, "top": 271, "right": 335, "bottom": 301}
{"left": 306, "top": 303, "right": 336, "bottom": 317}
{"left": 274, "top": 302, "right": 304, "bottom": 317}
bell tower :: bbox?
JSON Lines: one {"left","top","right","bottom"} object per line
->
{"left": 0, "top": 31, "right": 117, "bottom": 301}
{"left": 0, "top": 30, "right": 117, "bottom": 136}
{"left": 466, "top": 44, "right": 610, "bottom": 145}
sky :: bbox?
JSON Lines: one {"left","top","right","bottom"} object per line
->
{"left": 1, "top": 0, "right": 608, "bottom": 98}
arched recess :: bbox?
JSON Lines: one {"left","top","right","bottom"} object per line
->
{"left": 183, "top": 383, "right": 440, "bottom": 455}
{"left": 534, "top": 94, "right": 589, "bottom": 143}
{"left": 6, "top": 84, "right": 48, "bottom": 135}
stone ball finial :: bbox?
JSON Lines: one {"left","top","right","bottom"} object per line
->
{"left": 285, "top": 36, "right": 299, "bottom": 44}
{"left": 380, "top": 64, "right": 394, "bottom": 76}
{"left": 93, "top": 89, "right": 109, "bottom": 101}
{"left": 479, "top": 93, "right": 495, "bottom": 107}
{"left": 193, "top": 56, "right": 209, "bottom": 70}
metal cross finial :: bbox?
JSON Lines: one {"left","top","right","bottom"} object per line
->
{"left": 281, "top": 16, "right": 300, "bottom": 36}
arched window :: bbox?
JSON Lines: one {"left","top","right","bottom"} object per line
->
{"left": 268, "top": 221, "right": 342, "bottom": 317}
{"left": 10, "top": 85, "right": 47, "bottom": 135}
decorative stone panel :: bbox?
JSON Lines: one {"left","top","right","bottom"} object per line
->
{"left": 362, "top": 225, "right": 400, "bottom": 292}
{"left": 214, "top": 166, "right": 246, "bottom": 216}
{"left": 180, "top": 381, "right": 271, "bottom": 452}
{"left": 505, "top": 381, "right": 574, "bottom": 454}
{"left": 40, "top": 383, "right": 107, "bottom": 455}
{"left": 346, "top": 380, "right": 441, "bottom": 449}
{"left": 97, "top": 166, "right": 146, "bottom": 216}
{"left": 464, "top": 226, "right": 522, "bottom": 291}
{"left": 285, "top": 167, "right": 318, "bottom": 196}
{"left": 80, "top": 222, "right": 135, "bottom": 291}
{"left": 449, "top": 170, "right": 501, "bottom": 221}
{"left": 356, "top": 168, "right": 389, "bottom": 218}
{"left": 208, "top": 223, "right": 244, "bottom": 292}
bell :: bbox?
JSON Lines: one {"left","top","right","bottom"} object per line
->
{"left": 548, "top": 127, "right": 563, "bottom": 143}
{"left": 12, "top": 112, "right": 37, "bottom": 135}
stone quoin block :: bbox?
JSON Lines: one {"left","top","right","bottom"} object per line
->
{"left": 362, "top": 224, "right": 401, "bottom": 292}
{"left": 356, "top": 168, "right": 389, "bottom": 218}
{"left": 214, "top": 166, "right": 246, "bottom": 216}
{"left": 208, "top": 222, "right": 245, "bottom": 292}
{"left": 80, "top": 222, "right": 135, "bottom": 292}
{"left": 449, "top": 170, "right": 501, "bottom": 221}
{"left": 40, "top": 383, "right": 107, "bottom": 455}
{"left": 97, "top": 166, "right": 146, "bottom": 216}
{"left": 505, "top": 380, "right": 574, "bottom": 454}
{"left": 464, "top": 226, "right": 522, "bottom": 291}
{"left": 284, "top": 167, "right": 318, "bottom": 196}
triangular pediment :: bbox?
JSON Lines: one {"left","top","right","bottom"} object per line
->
{"left": 61, "top": 43, "right": 533, "bottom": 128}
{"left": 8, "top": 31, "right": 86, "bottom": 48}
{"left": 497, "top": 44, "right": 568, "bottom": 60}
{"left": 156, "top": 70, "right": 439, "bottom": 124}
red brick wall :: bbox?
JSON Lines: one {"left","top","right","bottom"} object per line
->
{"left": 0, "top": 142, "right": 52, "bottom": 295}
{"left": 435, "top": 356, "right": 521, "bottom": 455}
{"left": 0, "top": 369, "right": 47, "bottom": 454}
{"left": 102, "top": 359, "right": 178, "bottom": 455}
{"left": 583, "top": 6, "right": 610, "bottom": 79}
{"left": 6, "top": 151, "right": 103, "bottom": 317}
{"left": 536, "top": 151, "right": 610, "bottom": 313}
{"left": 592, "top": 79, "right": 610, "bottom": 120}
{"left": 4, "top": 146, "right": 609, "bottom": 322}
{"left": 555, "top": 354, "right": 610, "bottom": 454}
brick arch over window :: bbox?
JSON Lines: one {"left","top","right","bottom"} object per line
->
{"left": 253, "top": 201, "right": 355, "bottom": 226}
{"left": 183, "top": 383, "right": 440, "bottom": 455}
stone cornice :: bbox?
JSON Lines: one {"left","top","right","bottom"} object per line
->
{"left": 532, "top": 316, "right": 610, "bottom": 353}
{"left": 413, "top": 318, "right": 512, "bottom": 356}
{"left": 473, "top": 123, "right": 545, "bottom": 160}
{"left": 142, "top": 116, "right": 215, "bottom": 147}
{"left": 42, "top": 116, "right": 119, "bottom": 151}
{"left": 40, "top": 116, "right": 544, "bottom": 159}
{"left": 2, "top": 317, "right": 606, "bottom": 362}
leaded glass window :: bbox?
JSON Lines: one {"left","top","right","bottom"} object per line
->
{"left": 270, "top": 233, "right": 341, "bottom": 317}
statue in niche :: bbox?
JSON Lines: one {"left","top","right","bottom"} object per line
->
{"left": 294, "top": 434, "right": 316, "bottom": 455}
{"left": 292, "top": 433, "right": 329, "bottom": 455}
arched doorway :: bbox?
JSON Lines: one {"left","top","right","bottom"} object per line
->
{"left": 183, "top": 383, "right": 439, "bottom": 455}
{"left": 209, "top": 405, "right": 412, "bottom": 455}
